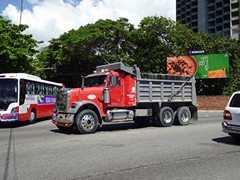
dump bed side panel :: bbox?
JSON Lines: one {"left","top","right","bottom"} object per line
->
{"left": 136, "top": 74, "right": 197, "bottom": 105}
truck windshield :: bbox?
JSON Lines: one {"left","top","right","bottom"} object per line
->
{"left": 84, "top": 75, "right": 107, "bottom": 87}
{"left": 0, "top": 79, "right": 18, "bottom": 110}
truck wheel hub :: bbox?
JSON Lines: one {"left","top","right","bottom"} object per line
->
{"left": 182, "top": 112, "right": 189, "bottom": 122}
{"left": 81, "top": 115, "right": 94, "bottom": 129}
{"left": 163, "top": 112, "right": 172, "bottom": 123}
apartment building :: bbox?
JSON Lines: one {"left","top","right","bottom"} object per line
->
{"left": 176, "top": 0, "right": 240, "bottom": 40}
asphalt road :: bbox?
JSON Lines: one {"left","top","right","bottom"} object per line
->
{"left": 1, "top": 112, "right": 240, "bottom": 180}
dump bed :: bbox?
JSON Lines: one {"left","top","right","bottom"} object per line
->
{"left": 96, "top": 62, "right": 197, "bottom": 106}
{"left": 136, "top": 73, "right": 197, "bottom": 106}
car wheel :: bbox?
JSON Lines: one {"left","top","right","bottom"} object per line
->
{"left": 75, "top": 110, "right": 99, "bottom": 134}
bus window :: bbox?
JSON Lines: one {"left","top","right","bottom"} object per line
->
{"left": 48, "top": 85, "right": 53, "bottom": 95}
{"left": 26, "top": 81, "right": 31, "bottom": 94}
{"left": 45, "top": 85, "right": 48, "bottom": 95}
{"left": 53, "top": 86, "right": 58, "bottom": 95}
{"left": 26, "top": 81, "right": 36, "bottom": 95}
{"left": 31, "top": 83, "right": 35, "bottom": 94}
{"left": 37, "top": 83, "right": 44, "bottom": 95}
{"left": 41, "top": 84, "right": 45, "bottom": 95}
{"left": 36, "top": 83, "right": 41, "bottom": 94}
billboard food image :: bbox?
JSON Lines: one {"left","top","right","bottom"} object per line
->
{"left": 207, "top": 69, "right": 226, "bottom": 78}
{"left": 194, "top": 54, "right": 229, "bottom": 79}
{"left": 167, "top": 54, "right": 229, "bottom": 79}
{"left": 167, "top": 56, "right": 197, "bottom": 76}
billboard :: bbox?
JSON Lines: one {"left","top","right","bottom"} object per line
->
{"left": 167, "top": 54, "right": 229, "bottom": 79}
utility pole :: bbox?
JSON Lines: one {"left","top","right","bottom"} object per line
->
{"left": 19, "top": 0, "right": 23, "bottom": 25}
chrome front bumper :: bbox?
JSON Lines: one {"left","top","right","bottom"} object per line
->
{"left": 52, "top": 112, "right": 74, "bottom": 124}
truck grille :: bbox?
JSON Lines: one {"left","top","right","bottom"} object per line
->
{"left": 56, "top": 88, "right": 71, "bottom": 112}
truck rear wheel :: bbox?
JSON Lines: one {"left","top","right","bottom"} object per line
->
{"left": 75, "top": 110, "right": 99, "bottom": 134}
{"left": 152, "top": 107, "right": 174, "bottom": 127}
{"left": 174, "top": 106, "right": 191, "bottom": 125}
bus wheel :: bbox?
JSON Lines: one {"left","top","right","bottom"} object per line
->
{"left": 29, "top": 109, "right": 36, "bottom": 124}
{"left": 174, "top": 106, "right": 191, "bottom": 125}
{"left": 152, "top": 107, "right": 174, "bottom": 127}
{"left": 75, "top": 110, "right": 99, "bottom": 134}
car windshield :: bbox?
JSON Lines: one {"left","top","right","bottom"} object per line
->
{"left": 0, "top": 79, "right": 18, "bottom": 110}
{"left": 84, "top": 75, "right": 107, "bottom": 87}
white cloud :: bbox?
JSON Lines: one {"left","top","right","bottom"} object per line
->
{"left": 2, "top": 0, "right": 175, "bottom": 48}
{"left": 26, "top": 0, "right": 41, "bottom": 5}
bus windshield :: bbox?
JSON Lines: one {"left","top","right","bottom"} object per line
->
{"left": 0, "top": 79, "right": 18, "bottom": 110}
{"left": 84, "top": 75, "right": 107, "bottom": 87}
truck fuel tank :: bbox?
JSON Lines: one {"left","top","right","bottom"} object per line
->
{"left": 103, "top": 88, "right": 110, "bottom": 104}
{"left": 105, "top": 109, "right": 134, "bottom": 122}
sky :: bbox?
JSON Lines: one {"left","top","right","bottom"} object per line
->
{"left": 0, "top": 0, "right": 176, "bottom": 47}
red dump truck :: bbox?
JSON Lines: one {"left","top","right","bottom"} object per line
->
{"left": 52, "top": 62, "right": 198, "bottom": 134}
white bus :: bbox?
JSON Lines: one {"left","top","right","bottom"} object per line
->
{"left": 0, "top": 73, "right": 64, "bottom": 123}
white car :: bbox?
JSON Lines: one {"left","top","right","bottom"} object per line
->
{"left": 222, "top": 91, "right": 240, "bottom": 142}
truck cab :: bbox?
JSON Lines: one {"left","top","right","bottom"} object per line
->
{"left": 52, "top": 63, "right": 137, "bottom": 133}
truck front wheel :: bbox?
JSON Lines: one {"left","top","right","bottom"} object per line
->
{"left": 75, "top": 110, "right": 99, "bottom": 134}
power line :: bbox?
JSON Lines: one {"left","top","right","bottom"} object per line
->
{"left": 19, "top": 0, "right": 23, "bottom": 25}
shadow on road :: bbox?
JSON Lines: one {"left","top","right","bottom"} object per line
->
{"left": 51, "top": 122, "right": 155, "bottom": 135}
{"left": 100, "top": 122, "right": 141, "bottom": 132}
{"left": 0, "top": 117, "right": 50, "bottom": 129}
{"left": 0, "top": 122, "right": 29, "bottom": 129}
{"left": 212, "top": 136, "right": 240, "bottom": 146}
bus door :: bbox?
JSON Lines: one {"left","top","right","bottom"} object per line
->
{"left": 18, "top": 79, "right": 29, "bottom": 120}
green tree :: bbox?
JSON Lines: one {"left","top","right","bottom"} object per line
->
{"left": 222, "top": 38, "right": 240, "bottom": 95}
{"left": 37, "top": 15, "right": 240, "bottom": 95}
{"left": 0, "top": 16, "right": 39, "bottom": 73}
{"left": 130, "top": 16, "right": 195, "bottom": 73}
{"left": 37, "top": 18, "right": 135, "bottom": 87}
{"left": 131, "top": 16, "right": 240, "bottom": 95}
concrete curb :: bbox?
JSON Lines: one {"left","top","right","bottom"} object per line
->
{"left": 198, "top": 110, "right": 223, "bottom": 112}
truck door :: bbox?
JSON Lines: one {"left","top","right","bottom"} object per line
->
{"left": 108, "top": 75, "right": 124, "bottom": 107}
